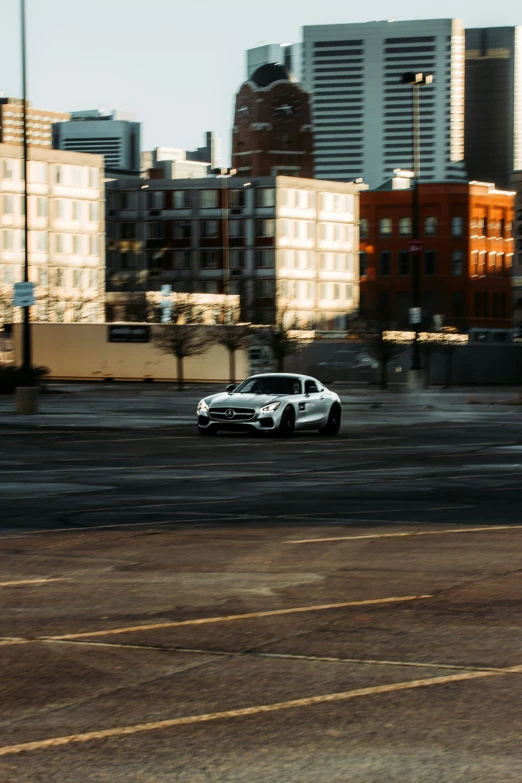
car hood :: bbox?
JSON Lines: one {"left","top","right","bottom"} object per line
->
{"left": 208, "top": 392, "right": 288, "bottom": 409}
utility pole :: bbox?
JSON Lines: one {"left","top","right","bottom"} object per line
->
{"left": 21, "top": 0, "right": 32, "bottom": 383}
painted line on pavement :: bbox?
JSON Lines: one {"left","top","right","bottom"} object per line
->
{"left": 47, "top": 595, "right": 432, "bottom": 641}
{"left": 1, "top": 668, "right": 521, "bottom": 757}
{"left": 289, "top": 525, "right": 522, "bottom": 544}
{"left": 0, "top": 578, "right": 69, "bottom": 588}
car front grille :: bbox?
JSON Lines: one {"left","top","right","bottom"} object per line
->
{"left": 209, "top": 407, "right": 256, "bottom": 422}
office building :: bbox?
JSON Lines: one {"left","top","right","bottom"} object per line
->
{"left": 232, "top": 64, "right": 314, "bottom": 178}
{"left": 247, "top": 43, "right": 302, "bottom": 81}
{"left": 511, "top": 169, "right": 522, "bottom": 328}
{"left": 301, "top": 18, "right": 467, "bottom": 187}
{"left": 141, "top": 133, "right": 219, "bottom": 179}
{"left": 0, "top": 97, "right": 69, "bottom": 148}
{"left": 0, "top": 144, "right": 105, "bottom": 325}
{"left": 53, "top": 110, "right": 140, "bottom": 175}
{"left": 359, "top": 180, "right": 515, "bottom": 338}
{"left": 465, "top": 27, "right": 522, "bottom": 190}
{"left": 105, "top": 175, "right": 360, "bottom": 328}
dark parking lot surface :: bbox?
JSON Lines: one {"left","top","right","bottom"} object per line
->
{"left": 1, "top": 386, "right": 522, "bottom": 782}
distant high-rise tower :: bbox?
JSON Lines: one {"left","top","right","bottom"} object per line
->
{"left": 53, "top": 110, "right": 140, "bottom": 175}
{"left": 465, "top": 27, "right": 522, "bottom": 190}
{"left": 246, "top": 43, "right": 302, "bottom": 81}
{"left": 232, "top": 63, "right": 313, "bottom": 178}
{"left": 301, "top": 19, "right": 467, "bottom": 187}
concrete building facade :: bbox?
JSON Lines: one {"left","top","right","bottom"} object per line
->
{"left": 105, "top": 175, "right": 360, "bottom": 328}
{"left": 0, "top": 144, "right": 105, "bottom": 326}
{"left": 465, "top": 27, "right": 522, "bottom": 190}
{"left": 0, "top": 97, "right": 69, "bottom": 148}
{"left": 301, "top": 18, "right": 467, "bottom": 187}
{"left": 359, "top": 181, "right": 515, "bottom": 338}
{"left": 53, "top": 110, "right": 140, "bottom": 175}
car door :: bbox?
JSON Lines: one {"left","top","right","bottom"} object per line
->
{"left": 300, "top": 379, "right": 324, "bottom": 428}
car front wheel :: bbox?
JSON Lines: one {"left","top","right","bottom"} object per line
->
{"left": 319, "top": 403, "right": 341, "bottom": 436}
{"left": 277, "top": 406, "right": 295, "bottom": 438}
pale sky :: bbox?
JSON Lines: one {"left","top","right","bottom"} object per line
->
{"left": 1, "top": 0, "right": 520, "bottom": 163}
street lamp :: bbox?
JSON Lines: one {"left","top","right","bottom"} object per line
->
{"left": 401, "top": 71, "right": 433, "bottom": 376}
{"left": 211, "top": 167, "right": 236, "bottom": 296}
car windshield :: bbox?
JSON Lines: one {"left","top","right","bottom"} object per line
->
{"left": 234, "top": 376, "right": 302, "bottom": 395}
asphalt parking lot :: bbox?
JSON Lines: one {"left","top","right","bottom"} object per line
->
{"left": 1, "top": 384, "right": 522, "bottom": 782}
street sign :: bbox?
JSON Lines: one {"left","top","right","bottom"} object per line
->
{"left": 408, "top": 240, "right": 424, "bottom": 254}
{"left": 108, "top": 325, "right": 150, "bottom": 343}
{"left": 409, "top": 307, "right": 422, "bottom": 324}
{"left": 13, "top": 282, "right": 35, "bottom": 307}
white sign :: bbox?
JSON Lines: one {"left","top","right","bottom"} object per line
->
{"left": 13, "top": 282, "right": 35, "bottom": 307}
{"left": 409, "top": 307, "right": 422, "bottom": 324}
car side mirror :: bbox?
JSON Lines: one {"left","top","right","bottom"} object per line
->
{"left": 226, "top": 384, "right": 236, "bottom": 393}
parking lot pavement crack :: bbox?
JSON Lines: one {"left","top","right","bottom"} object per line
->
{"left": 426, "top": 566, "right": 522, "bottom": 602}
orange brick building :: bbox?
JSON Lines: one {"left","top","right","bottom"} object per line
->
{"left": 359, "top": 182, "right": 515, "bottom": 334}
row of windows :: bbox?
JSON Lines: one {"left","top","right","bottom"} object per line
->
{"left": 281, "top": 250, "right": 354, "bottom": 272}
{"left": 361, "top": 216, "right": 465, "bottom": 239}
{"left": 360, "top": 249, "right": 513, "bottom": 278}
{"left": 473, "top": 292, "right": 508, "bottom": 319}
{"left": 2, "top": 195, "right": 100, "bottom": 222}
{"left": 111, "top": 188, "right": 276, "bottom": 211}
{"left": 280, "top": 280, "right": 354, "bottom": 302}
{"left": 1, "top": 229, "right": 99, "bottom": 255}
{"left": 471, "top": 251, "right": 512, "bottom": 277}
{"left": 1, "top": 264, "right": 100, "bottom": 289}
{"left": 1, "top": 159, "right": 100, "bottom": 188}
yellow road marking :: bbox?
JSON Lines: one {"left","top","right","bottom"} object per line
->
{"left": 290, "top": 525, "right": 522, "bottom": 544}
{"left": 0, "top": 578, "right": 68, "bottom": 588}
{"left": 2, "top": 667, "right": 521, "bottom": 757}
{"left": 47, "top": 595, "right": 432, "bottom": 641}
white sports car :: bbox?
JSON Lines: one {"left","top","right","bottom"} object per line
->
{"left": 196, "top": 373, "right": 341, "bottom": 437}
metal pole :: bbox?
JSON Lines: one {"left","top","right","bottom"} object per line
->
{"left": 222, "top": 176, "right": 230, "bottom": 296}
{"left": 411, "top": 82, "right": 421, "bottom": 371}
{"left": 20, "top": 0, "right": 32, "bottom": 382}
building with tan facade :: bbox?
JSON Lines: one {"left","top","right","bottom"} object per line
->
{"left": 0, "top": 97, "right": 69, "bottom": 148}
{"left": 0, "top": 144, "right": 105, "bottom": 326}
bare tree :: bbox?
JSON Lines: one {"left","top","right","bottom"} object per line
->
{"left": 256, "top": 305, "right": 304, "bottom": 373}
{"left": 151, "top": 295, "right": 215, "bottom": 391}
{"left": 208, "top": 325, "right": 251, "bottom": 385}
{"left": 348, "top": 306, "right": 405, "bottom": 390}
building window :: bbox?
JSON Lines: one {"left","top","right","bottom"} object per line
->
{"left": 424, "top": 250, "right": 436, "bottom": 275}
{"left": 54, "top": 268, "right": 64, "bottom": 287}
{"left": 452, "top": 250, "right": 464, "bottom": 276}
{"left": 359, "top": 251, "right": 367, "bottom": 277}
{"left": 424, "top": 217, "right": 437, "bottom": 236}
{"left": 399, "top": 217, "right": 412, "bottom": 236}
{"left": 89, "top": 168, "right": 99, "bottom": 189}
{"left": 36, "top": 197, "right": 48, "bottom": 218}
{"left": 147, "top": 191, "right": 164, "bottom": 210}
{"left": 120, "top": 222, "right": 136, "bottom": 240}
{"left": 451, "top": 216, "right": 463, "bottom": 237}
{"left": 72, "top": 201, "right": 82, "bottom": 221}
{"left": 38, "top": 267, "right": 48, "bottom": 287}
{"left": 147, "top": 222, "right": 163, "bottom": 240}
{"left": 228, "top": 189, "right": 245, "bottom": 208}
{"left": 200, "top": 190, "right": 219, "bottom": 209}
{"left": 73, "top": 269, "right": 82, "bottom": 289}
{"left": 34, "top": 232, "right": 48, "bottom": 252}
{"left": 477, "top": 218, "right": 486, "bottom": 237}
{"left": 229, "top": 220, "right": 244, "bottom": 238}
{"left": 399, "top": 250, "right": 410, "bottom": 275}
{"left": 117, "top": 191, "right": 137, "bottom": 210}
{"left": 73, "top": 235, "right": 83, "bottom": 255}
{"left": 173, "top": 250, "right": 191, "bottom": 269}
{"left": 89, "top": 202, "right": 99, "bottom": 222}
{"left": 496, "top": 253, "right": 505, "bottom": 276}
{"left": 173, "top": 190, "right": 191, "bottom": 209}
{"left": 201, "top": 220, "right": 219, "bottom": 238}
{"left": 55, "top": 234, "right": 65, "bottom": 253}
{"left": 174, "top": 221, "right": 191, "bottom": 239}
{"left": 230, "top": 250, "right": 245, "bottom": 268}
{"left": 471, "top": 251, "right": 478, "bottom": 276}
{"left": 200, "top": 250, "right": 221, "bottom": 269}
{"left": 379, "top": 218, "right": 392, "bottom": 237}
{"left": 359, "top": 217, "right": 369, "bottom": 238}
{"left": 255, "top": 219, "right": 275, "bottom": 238}
{"left": 488, "top": 252, "right": 496, "bottom": 275}
{"left": 3, "top": 194, "right": 13, "bottom": 214}
{"left": 451, "top": 291, "right": 465, "bottom": 318}
{"left": 255, "top": 279, "right": 275, "bottom": 297}
{"left": 498, "top": 218, "right": 505, "bottom": 238}
{"left": 479, "top": 251, "right": 487, "bottom": 276}
{"left": 255, "top": 249, "right": 275, "bottom": 268}
{"left": 256, "top": 188, "right": 275, "bottom": 208}
{"left": 3, "top": 159, "right": 14, "bottom": 179}
{"left": 379, "top": 250, "right": 391, "bottom": 276}
{"left": 89, "top": 235, "right": 99, "bottom": 256}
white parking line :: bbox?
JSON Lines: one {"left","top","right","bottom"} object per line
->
{"left": 0, "top": 578, "right": 68, "bottom": 588}
{"left": 1, "top": 667, "right": 520, "bottom": 757}
{"left": 289, "top": 525, "right": 522, "bottom": 544}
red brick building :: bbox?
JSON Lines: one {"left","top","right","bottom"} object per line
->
{"left": 232, "top": 63, "right": 313, "bottom": 178}
{"left": 359, "top": 181, "right": 515, "bottom": 335}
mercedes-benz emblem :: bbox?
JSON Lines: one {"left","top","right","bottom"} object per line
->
{"left": 225, "top": 408, "right": 235, "bottom": 419}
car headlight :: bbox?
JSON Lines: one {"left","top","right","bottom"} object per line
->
{"left": 259, "top": 401, "right": 281, "bottom": 414}
{"left": 197, "top": 399, "right": 209, "bottom": 414}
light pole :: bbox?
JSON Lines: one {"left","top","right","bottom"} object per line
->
{"left": 401, "top": 71, "right": 433, "bottom": 376}
{"left": 21, "top": 0, "right": 32, "bottom": 383}
{"left": 211, "top": 167, "right": 236, "bottom": 297}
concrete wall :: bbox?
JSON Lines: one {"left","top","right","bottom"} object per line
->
{"left": 286, "top": 340, "right": 522, "bottom": 386}
{"left": 13, "top": 324, "right": 249, "bottom": 383}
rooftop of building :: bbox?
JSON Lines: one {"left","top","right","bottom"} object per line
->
{"left": 250, "top": 63, "right": 296, "bottom": 88}
{"left": 0, "top": 142, "right": 104, "bottom": 167}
